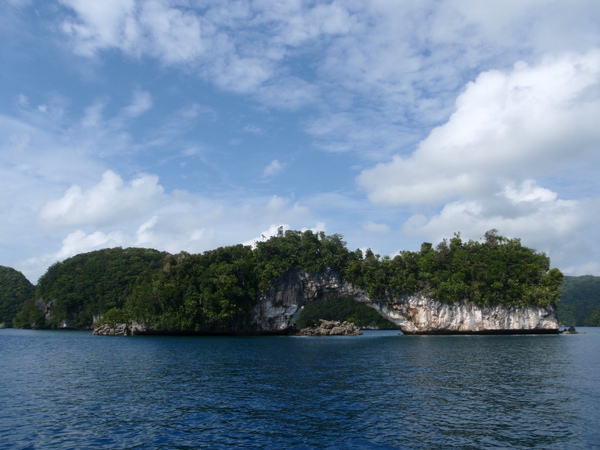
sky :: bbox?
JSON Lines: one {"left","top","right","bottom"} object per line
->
{"left": 2, "top": 0, "right": 600, "bottom": 283}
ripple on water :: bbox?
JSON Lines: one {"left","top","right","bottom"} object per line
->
{"left": 1, "top": 329, "right": 599, "bottom": 448}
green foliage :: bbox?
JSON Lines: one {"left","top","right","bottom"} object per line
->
{"left": 0, "top": 266, "right": 35, "bottom": 327}
{"left": 427, "top": 231, "right": 561, "bottom": 307}
{"left": 254, "top": 230, "right": 351, "bottom": 289}
{"left": 34, "top": 247, "right": 166, "bottom": 328}
{"left": 557, "top": 275, "right": 600, "bottom": 326}
{"left": 344, "top": 230, "right": 561, "bottom": 307}
{"left": 585, "top": 309, "right": 600, "bottom": 327}
{"left": 295, "top": 297, "right": 398, "bottom": 329}
{"left": 12, "top": 299, "right": 46, "bottom": 329}
{"left": 100, "top": 308, "right": 130, "bottom": 326}
{"left": 125, "top": 245, "right": 258, "bottom": 333}
{"left": 11, "top": 228, "right": 562, "bottom": 332}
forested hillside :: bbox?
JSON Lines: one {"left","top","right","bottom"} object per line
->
{"left": 16, "top": 248, "right": 166, "bottom": 329}
{"left": 0, "top": 266, "right": 35, "bottom": 327}
{"left": 557, "top": 275, "right": 600, "bottom": 326}
{"left": 9, "top": 229, "right": 563, "bottom": 331}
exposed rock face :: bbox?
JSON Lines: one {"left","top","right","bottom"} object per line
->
{"left": 252, "top": 268, "right": 366, "bottom": 333}
{"left": 379, "top": 293, "right": 559, "bottom": 334}
{"left": 93, "top": 267, "right": 560, "bottom": 336}
{"left": 93, "top": 323, "right": 129, "bottom": 336}
{"left": 58, "top": 318, "right": 73, "bottom": 329}
{"left": 93, "top": 321, "right": 150, "bottom": 336}
{"left": 297, "top": 319, "right": 362, "bottom": 336}
{"left": 251, "top": 269, "right": 560, "bottom": 335}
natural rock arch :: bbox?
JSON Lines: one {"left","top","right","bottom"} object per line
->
{"left": 251, "top": 268, "right": 560, "bottom": 335}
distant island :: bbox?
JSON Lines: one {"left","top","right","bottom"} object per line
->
{"left": 0, "top": 228, "right": 582, "bottom": 335}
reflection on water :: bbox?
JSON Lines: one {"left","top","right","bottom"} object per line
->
{"left": 1, "top": 328, "right": 599, "bottom": 448}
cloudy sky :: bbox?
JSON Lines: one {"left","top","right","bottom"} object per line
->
{"left": 2, "top": 0, "right": 600, "bottom": 283}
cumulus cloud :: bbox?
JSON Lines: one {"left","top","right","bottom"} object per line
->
{"left": 355, "top": 51, "right": 600, "bottom": 274}
{"left": 39, "top": 170, "right": 165, "bottom": 227}
{"left": 401, "top": 188, "right": 600, "bottom": 274}
{"left": 358, "top": 51, "right": 600, "bottom": 205}
{"left": 18, "top": 172, "right": 317, "bottom": 281}
{"left": 263, "top": 159, "right": 285, "bottom": 177}
{"left": 56, "top": 229, "right": 128, "bottom": 259}
{"left": 5, "top": 1, "right": 600, "bottom": 282}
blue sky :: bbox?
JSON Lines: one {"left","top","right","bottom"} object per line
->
{"left": 2, "top": 0, "right": 600, "bottom": 283}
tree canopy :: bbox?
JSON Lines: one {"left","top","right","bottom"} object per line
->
{"left": 556, "top": 275, "right": 600, "bottom": 326}
{"left": 9, "top": 229, "right": 563, "bottom": 331}
{"left": 33, "top": 247, "right": 166, "bottom": 328}
{"left": 0, "top": 266, "right": 35, "bottom": 327}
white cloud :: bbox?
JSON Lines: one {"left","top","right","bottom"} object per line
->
{"left": 60, "top": 0, "right": 206, "bottom": 63}
{"left": 56, "top": 0, "right": 600, "bottom": 124}
{"left": 57, "top": 1, "right": 356, "bottom": 102}
{"left": 242, "top": 224, "right": 290, "bottom": 247}
{"left": 5, "top": 1, "right": 600, "bottom": 282}
{"left": 138, "top": 0, "right": 205, "bottom": 64}
{"left": 401, "top": 183, "right": 600, "bottom": 273}
{"left": 57, "top": 229, "right": 128, "bottom": 259}
{"left": 503, "top": 180, "right": 557, "bottom": 203}
{"left": 263, "top": 159, "right": 285, "bottom": 177}
{"left": 81, "top": 99, "right": 107, "bottom": 128}
{"left": 121, "top": 89, "right": 152, "bottom": 119}
{"left": 16, "top": 172, "right": 318, "bottom": 282}
{"left": 242, "top": 221, "right": 328, "bottom": 248}
{"left": 60, "top": 0, "right": 138, "bottom": 56}
{"left": 39, "top": 170, "right": 165, "bottom": 227}
{"left": 358, "top": 51, "right": 600, "bottom": 205}
{"left": 354, "top": 50, "right": 600, "bottom": 274}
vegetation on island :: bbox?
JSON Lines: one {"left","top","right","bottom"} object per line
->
{"left": 0, "top": 266, "right": 35, "bottom": 327}
{"left": 18, "top": 248, "right": 166, "bottom": 329}
{"left": 124, "top": 245, "right": 258, "bottom": 333}
{"left": 6, "top": 229, "right": 564, "bottom": 331}
{"left": 556, "top": 275, "right": 600, "bottom": 326}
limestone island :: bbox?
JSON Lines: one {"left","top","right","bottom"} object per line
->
{"left": 13, "top": 229, "right": 562, "bottom": 336}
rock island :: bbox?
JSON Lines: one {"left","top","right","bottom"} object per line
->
{"left": 13, "top": 228, "right": 562, "bottom": 335}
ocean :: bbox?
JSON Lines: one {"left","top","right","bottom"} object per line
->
{"left": 1, "top": 328, "right": 599, "bottom": 449}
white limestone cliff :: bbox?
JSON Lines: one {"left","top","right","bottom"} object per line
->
{"left": 251, "top": 269, "right": 559, "bottom": 335}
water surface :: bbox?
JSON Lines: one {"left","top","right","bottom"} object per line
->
{"left": 1, "top": 328, "right": 598, "bottom": 448}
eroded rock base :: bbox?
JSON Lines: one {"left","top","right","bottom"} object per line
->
{"left": 297, "top": 319, "right": 362, "bottom": 336}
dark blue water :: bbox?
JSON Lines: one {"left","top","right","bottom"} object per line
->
{"left": 1, "top": 329, "right": 599, "bottom": 449}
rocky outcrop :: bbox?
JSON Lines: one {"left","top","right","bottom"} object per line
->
{"left": 93, "top": 321, "right": 150, "bottom": 336}
{"left": 252, "top": 267, "right": 367, "bottom": 333}
{"left": 297, "top": 319, "right": 362, "bottom": 336}
{"left": 560, "top": 326, "right": 578, "bottom": 334}
{"left": 378, "top": 293, "right": 559, "bottom": 334}
{"left": 58, "top": 318, "right": 74, "bottom": 329}
{"left": 251, "top": 269, "right": 560, "bottom": 335}
{"left": 93, "top": 323, "right": 129, "bottom": 336}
